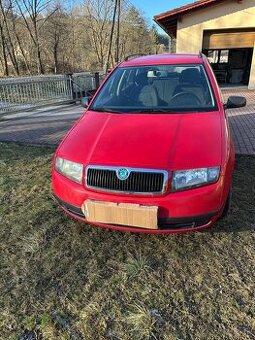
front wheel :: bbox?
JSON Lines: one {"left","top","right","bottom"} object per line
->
{"left": 221, "top": 189, "right": 232, "bottom": 219}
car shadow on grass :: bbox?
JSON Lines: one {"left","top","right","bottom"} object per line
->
{"left": 206, "top": 155, "right": 255, "bottom": 233}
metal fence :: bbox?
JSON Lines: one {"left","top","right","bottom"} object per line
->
{"left": 0, "top": 72, "right": 103, "bottom": 115}
{"left": 72, "top": 72, "right": 102, "bottom": 100}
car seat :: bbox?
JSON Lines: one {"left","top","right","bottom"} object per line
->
{"left": 172, "top": 68, "right": 206, "bottom": 104}
{"left": 132, "top": 72, "right": 159, "bottom": 107}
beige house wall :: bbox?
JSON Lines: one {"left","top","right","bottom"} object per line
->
{"left": 250, "top": 41, "right": 255, "bottom": 89}
{"left": 176, "top": 0, "right": 255, "bottom": 88}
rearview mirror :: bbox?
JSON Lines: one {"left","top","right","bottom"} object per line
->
{"left": 81, "top": 96, "right": 92, "bottom": 108}
{"left": 224, "top": 96, "right": 246, "bottom": 109}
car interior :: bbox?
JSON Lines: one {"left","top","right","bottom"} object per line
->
{"left": 91, "top": 65, "right": 216, "bottom": 111}
{"left": 127, "top": 67, "right": 213, "bottom": 108}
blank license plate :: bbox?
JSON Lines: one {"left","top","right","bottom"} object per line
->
{"left": 82, "top": 200, "right": 158, "bottom": 229}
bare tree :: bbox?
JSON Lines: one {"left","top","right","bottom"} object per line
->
{"left": 0, "top": 20, "right": 9, "bottom": 76}
{"left": 84, "top": 0, "right": 114, "bottom": 68}
{"left": 0, "top": 1, "right": 20, "bottom": 74}
{"left": 0, "top": 0, "right": 162, "bottom": 76}
{"left": 44, "top": 2, "right": 69, "bottom": 73}
{"left": 104, "top": 0, "right": 117, "bottom": 74}
{"left": 15, "top": 0, "right": 58, "bottom": 74}
{"left": 7, "top": 0, "right": 32, "bottom": 74}
{"left": 115, "top": 0, "right": 120, "bottom": 63}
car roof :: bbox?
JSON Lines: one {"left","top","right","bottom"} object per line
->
{"left": 120, "top": 54, "right": 205, "bottom": 67}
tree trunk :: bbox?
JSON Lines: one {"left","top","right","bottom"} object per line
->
{"left": 15, "top": 33, "right": 31, "bottom": 74}
{"left": 0, "top": 1, "right": 20, "bottom": 75}
{"left": 0, "top": 25, "right": 9, "bottom": 76}
{"left": 34, "top": 24, "right": 44, "bottom": 74}
{"left": 104, "top": 0, "right": 118, "bottom": 74}
{"left": 53, "top": 41, "right": 59, "bottom": 74}
{"left": 37, "top": 43, "right": 44, "bottom": 74}
{"left": 11, "top": 12, "right": 31, "bottom": 74}
{"left": 115, "top": 0, "right": 120, "bottom": 63}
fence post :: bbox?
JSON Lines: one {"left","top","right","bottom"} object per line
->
{"left": 67, "top": 73, "right": 75, "bottom": 100}
{"left": 95, "top": 72, "right": 100, "bottom": 89}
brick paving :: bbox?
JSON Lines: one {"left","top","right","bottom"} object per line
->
{"left": 0, "top": 89, "right": 255, "bottom": 154}
{"left": 0, "top": 104, "right": 84, "bottom": 147}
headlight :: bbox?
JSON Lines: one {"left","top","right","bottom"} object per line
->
{"left": 172, "top": 167, "right": 220, "bottom": 191}
{"left": 55, "top": 157, "right": 83, "bottom": 184}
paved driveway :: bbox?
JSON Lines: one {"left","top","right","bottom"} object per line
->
{"left": 0, "top": 104, "right": 84, "bottom": 146}
{"left": 0, "top": 89, "right": 255, "bottom": 154}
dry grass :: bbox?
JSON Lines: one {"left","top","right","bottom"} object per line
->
{"left": 0, "top": 142, "right": 254, "bottom": 340}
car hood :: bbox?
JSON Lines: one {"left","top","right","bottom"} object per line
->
{"left": 58, "top": 111, "right": 222, "bottom": 170}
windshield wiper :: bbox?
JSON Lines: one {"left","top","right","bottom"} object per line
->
{"left": 91, "top": 107, "right": 198, "bottom": 114}
{"left": 91, "top": 107, "right": 122, "bottom": 113}
{"left": 136, "top": 108, "right": 176, "bottom": 113}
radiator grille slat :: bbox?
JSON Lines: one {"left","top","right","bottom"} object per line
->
{"left": 86, "top": 167, "right": 167, "bottom": 194}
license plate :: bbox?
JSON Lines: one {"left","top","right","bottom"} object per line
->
{"left": 82, "top": 200, "right": 158, "bottom": 229}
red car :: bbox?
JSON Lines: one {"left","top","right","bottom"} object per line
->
{"left": 52, "top": 54, "right": 246, "bottom": 234}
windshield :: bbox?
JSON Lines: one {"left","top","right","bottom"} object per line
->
{"left": 90, "top": 64, "right": 217, "bottom": 113}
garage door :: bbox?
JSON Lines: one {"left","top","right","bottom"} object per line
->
{"left": 203, "top": 31, "right": 255, "bottom": 49}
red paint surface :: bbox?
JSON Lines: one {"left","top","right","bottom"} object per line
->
{"left": 52, "top": 54, "right": 235, "bottom": 234}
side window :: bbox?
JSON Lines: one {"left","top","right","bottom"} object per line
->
{"left": 93, "top": 70, "right": 123, "bottom": 106}
{"left": 107, "top": 75, "right": 118, "bottom": 96}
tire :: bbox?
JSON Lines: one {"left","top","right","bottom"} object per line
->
{"left": 221, "top": 189, "right": 232, "bottom": 219}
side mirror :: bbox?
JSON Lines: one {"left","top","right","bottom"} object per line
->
{"left": 81, "top": 96, "right": 92, "bottom": 108}
{"left": 81, "top": 88, "right": 98, "bottom": 108}
{"left": 224, "top": 96, "right": 246, "bottom": 109}
{"left": 86, "top": 89, "right": 97, "bottom": 97}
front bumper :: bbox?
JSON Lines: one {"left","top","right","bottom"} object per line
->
{"left": 53, "top": 194, "right": 221, "bottom": 234}
{"left": 52, "top": 169, "right": 227, "bottom": 233}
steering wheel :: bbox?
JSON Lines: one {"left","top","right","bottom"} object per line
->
{"left": 170, "top": 92, "right": 201, "bottom": 106}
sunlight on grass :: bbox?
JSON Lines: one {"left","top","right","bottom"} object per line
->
{"left": 125, "top": 304, "right": 156, "bottom": 339}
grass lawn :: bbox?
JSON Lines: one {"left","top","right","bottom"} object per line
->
{"left": 0, "top": 142, "right": 254, "bottom": 340}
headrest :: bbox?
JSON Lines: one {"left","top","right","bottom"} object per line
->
{"left": 180, "top": 68, "right": 201, "bottom": 84}
{"left": 135, "top": 72, "right": 148, "bottom": 86}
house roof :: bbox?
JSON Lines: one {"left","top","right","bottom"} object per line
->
{"left": 154, "top": 0, "right": 229, "bottom": 37}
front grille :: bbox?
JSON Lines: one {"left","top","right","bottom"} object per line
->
{"left": 86, "top": 166, "right": 168, "bottom": 194}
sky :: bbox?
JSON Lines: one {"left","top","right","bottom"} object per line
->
{"left": 130, "top": 0, "right": 190, "bottom": 33}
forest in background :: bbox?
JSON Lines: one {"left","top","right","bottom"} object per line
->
{"left": 0, "top": 0, "right": 171, "bottom": 77}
